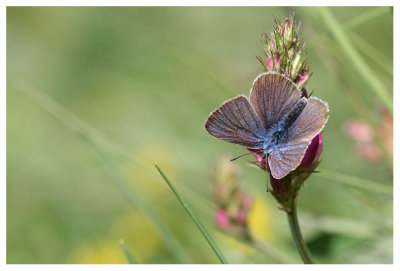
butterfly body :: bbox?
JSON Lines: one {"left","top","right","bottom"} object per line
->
{"left": 205, "top": 72, "right": 329, "bottom": 179}
{"left": 263, "top": 97, "right": 308, "bottom": 156}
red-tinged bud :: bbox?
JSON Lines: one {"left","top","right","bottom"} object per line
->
{"left": 297, "top": 68, "right": 311, "bottom": 89}
{"left": 299, "top": 134, "right": 323, "bottom": 168}
{"left": 266, "top": 55, "right": 279, "bottom": 71}
{"left": 356, "top": 143, "right": 382, "bottom": 163}
{"left": 270, "top": 175, "right": 287, "bottom": 196}
{"left": 215, "top": 209, "right": 231, "bottom": 230}
{"left": 343, "top": 120, "right": 373, "bottom": 142}
{"left": 211, "top": 155, "right": 253, "bottom": 235}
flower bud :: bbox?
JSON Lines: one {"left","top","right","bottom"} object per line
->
{"left": 297, "top": 68, "right": 311, "bottom": 89}
{"left": 211, "top": 155, "right": 253, "bottom": 235}
{"left": 283, "top": 18, "right": 294, "bottom": 43}
{"left": 299, "top": 133, "right": 323, "bottom": 168}
{"left": 290, "top": 53, "right": 303, "bottom": 79}
{"left": 266, "top": 55, "right": 279, "bottom": 71}
{"left": 215, "top": 209, "right": 231, "bottom": 230}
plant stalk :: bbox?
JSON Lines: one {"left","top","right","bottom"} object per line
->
{"left": 286, "top": 199, "right": 314, "bottom": 264}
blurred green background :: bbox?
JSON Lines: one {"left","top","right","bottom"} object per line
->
{"left": 7, "top": 6, "right": 393, "bottom": 264}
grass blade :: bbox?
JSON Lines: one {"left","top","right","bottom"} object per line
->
{"left": 342, "top": 7, "right": 390, "bottom": 29}
{"left": 317, "top": 7, "right": 392, "bottom": 112}
{"left": 319, "top": 168, "right": 392, "bottom": 196}
{"left": 119, "top": 239, "right": 136, "bottom": 264}
{"left": 350, "top": 33, "right": 393, "bottom": 75}
{"left": 309, "top": 7, "right": 390, "bottom": 47}
{"left": 155, "top": 164, "right": 228, "bottom": 264}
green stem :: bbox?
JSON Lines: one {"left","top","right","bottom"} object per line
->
{"left": 286, "top": 199, "right": 314, "bottom": 264}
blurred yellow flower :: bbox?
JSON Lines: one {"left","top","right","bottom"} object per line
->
{"left": 247, "top": 195, "right": 274, "bottom": 241}
{"left": 110, "top": 211, "right": 164, "bottom": 262}
{"left": 68, "top": 211, "right": 164, "bottom": 264}
{"left": 68, "top": 240, "right": 128, "bottom": 264}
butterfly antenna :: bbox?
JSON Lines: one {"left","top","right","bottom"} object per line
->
{"left": 229, "top": 153, "right": 253, "bottom": 162}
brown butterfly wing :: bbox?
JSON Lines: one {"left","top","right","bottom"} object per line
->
{"left": 268, "top": 141, "right": 310, "bottom": 179}
{"left": 250, "top": 72, "right": 301, "bottom": 130}
{"left": 287, "top": 97, "right": 329, "bottom": 143}
{"left": 205, "top": 95, "right": 266, "bottom": 149}
{"left": 268, "top": 97, "right": 329, "bottom": 179}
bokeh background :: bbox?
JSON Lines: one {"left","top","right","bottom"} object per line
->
{"left": 7, "top": 6, "right": 393, "bottom": 264}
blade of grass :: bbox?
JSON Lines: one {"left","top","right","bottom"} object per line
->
{"left": 318, "top": 168, "right": 392, "bottom": 196}
{"left": 309, "top": 7, "right": 390, "bottom": 48}
{"left": 350, "top": 33, "right": 392, "bottom": 75}
{"left": 119, "top": 239, "right": 136, "bottom": 264}
{"left": 155, "top": 164, "right": 228, "bottom": 264}
{"left": 15, "top": 83, "right": 189, "bottom": 263}
{"left": 317, "top": 7, "right": 392, "bottom": 112}
{"left": 342, "top": 7, "right": 390, "bottom": 29}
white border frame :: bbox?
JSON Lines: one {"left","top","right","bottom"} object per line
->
{"left": 1, "top": 1, "right": 398, "bottom": 269}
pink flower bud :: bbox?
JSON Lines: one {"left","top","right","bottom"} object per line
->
{"left": 297, "top": 68, "right": 310, "bottom": 88}
{"left": 266, "top": 55, "right": 279, "bottom": 71}
{"left": 215, "top": 209, "right": 231, "bottom": 230}
{"left": 299, "top": 133, "right": 323, "bottom": 168}
{"left": 356, "top": 142, "right": 382, "bottom": 163}
{"left": 270, "top": 174, "right": 287, "bottom": 195}
{"left": 343, "top": 120, "right": 373, "bottom": 142}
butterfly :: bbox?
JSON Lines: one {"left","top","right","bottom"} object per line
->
{"left": 205, "top": 72, "right": 329, "bottom": 179}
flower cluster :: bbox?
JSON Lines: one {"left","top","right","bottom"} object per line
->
{"left": 211, "top": 155, "right": 253, "bottom": 236}
{"left": 342, "top": 105, "right": 393, "bottom": 163}
{"left": 259, "top": 12, "right": 312, "bottom": 90}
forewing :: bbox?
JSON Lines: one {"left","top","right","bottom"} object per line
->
{"left": 205, "top": 95, "right": 266, "bottom": 148}
{"left": 250, "top": 72, "right": 301, "bottom": 130}
{"left": 268, "top": 141, "right": 309, "bottom": 179}
{"left": 287, "top": 97, "right": 329, "bottom": 143}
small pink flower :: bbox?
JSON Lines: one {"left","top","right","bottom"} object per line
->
{"left": 297, "top": 68, "right": 311, "bottom": 88}
{"left": 215, "top": 209, "right": 231, "bottom": 230}
{"left": 343, "top": 120, "right": 373, "bottom": 142}
{"left": 356, "top": 143, "right": 382, "bottom": 163}
{"left": 266, "top": 55, "right": 279, "bottom": 71}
